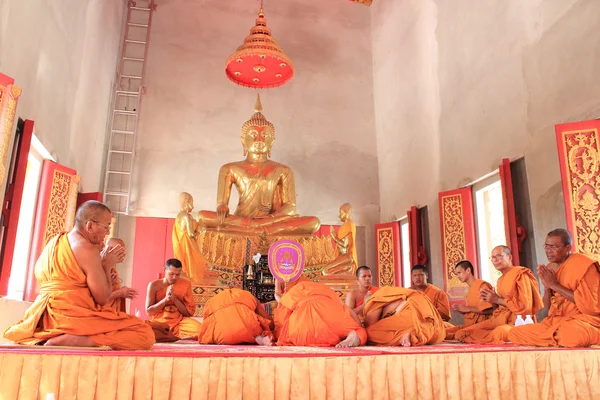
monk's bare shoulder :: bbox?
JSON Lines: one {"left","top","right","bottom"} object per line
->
{"left": 67, "top": 231, "right": 100, "bottom": 275}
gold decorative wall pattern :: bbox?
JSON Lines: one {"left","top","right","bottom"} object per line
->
{"left": 375, "top": 223, "right": 401, "bottom": 287}
{"left": 556, "top": 122, "right": 600, "bottom": 261}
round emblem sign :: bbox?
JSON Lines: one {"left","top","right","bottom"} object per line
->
{"left": 268, "top": 240, "right": 305, "bottom": 282}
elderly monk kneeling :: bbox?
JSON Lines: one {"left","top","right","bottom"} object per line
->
{"left": 276, "top": 280, "right": 367, "bottom": 347}
{"left": 3, "top": 201, "right": 155, "bottom": 350}
{"left": 146, "top": 259, "right": 201, "bottom": 339}
{"left": 198, "top": 288, "right": 274, "bottom": 345}
{"left": 363, "top": 286, "right": 446, "bottom": 347}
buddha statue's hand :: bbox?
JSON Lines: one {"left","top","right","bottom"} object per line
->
{"left": 216, "top": 203, "right": 229, "bottom": 225}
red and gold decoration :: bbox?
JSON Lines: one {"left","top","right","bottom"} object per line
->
{"left": 438, "top": 188, "right": 478, "bottom": 305}
{"left": 350, "top": 0, "right": 373, "bottom": 5}
{"left": 24, "top": 160, "right": 79, "bottom": 301}
{"left": 0, "top": 73, "right": 22, "bottom": 187}
{"left": 225, "top": 8, "right": 293, "bottom": 89}
{"left": 375, "top": 222, "right": 402, "bottom": 287}
{"left": 556, "top": 120, "right": 600, "bottom": 260}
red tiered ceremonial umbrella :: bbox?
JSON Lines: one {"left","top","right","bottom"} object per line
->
{"left": 225, "top": 8, "right": 293, "bottom": 89}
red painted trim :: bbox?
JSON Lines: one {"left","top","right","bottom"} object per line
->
{"left": 0, "top": 120, "right": 34, "bottom": 295}
{"left": 0, "top": 73, "right": 15, "bottom": 87}
{"left": 24, "top": 161, "right": 77, "bottom": 301}
{"left": 375, "top": 222, "right": 402, "bottom": 286}
{"left": 76, "top": 192, "right": 102, "bottom": 209}
{"left": 499, "top": 158, "right": 520, "bottom": 266}
{"left": 408, "top": 206, "right": 427, "bottom": 267}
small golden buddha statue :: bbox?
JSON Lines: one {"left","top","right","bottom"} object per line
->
{"left": 197, "top": 95, "right": 320, "bottom": 236}
{"left": 322, "top": 203, "right": 358, "bottom": 276}
{"left": 172, "top": 192, "right": 206, "bottom": 282}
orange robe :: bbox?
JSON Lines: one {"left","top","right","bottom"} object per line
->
{"left": 423, "top": 284, "right": 451, "bottom": 321}
{"left": 150, "top": 278, "right": 201, "bottom": 338}
{"left": 355, "top": 286, "right": 379, "bottom": 307}
{"left": 172, "top": 216, "right": 206, "bottom": 283}
{"left": 508, "top": 254, "right": 600, "bottom": 347}
{"left": 198, "top": 288, "right": 273, "bottom": 344}
{"left": 445, "top": 279, "right": 493, "bottom": 339}
{"left": 104, "top": 267, "right": 126, "bottom": 313}
{"left": 455, "top": 266, "right": 542, "bottom": 344}
{"left": 3, "top": 233, "right": 155, "bottom": 350}
{"left": 364, "top": 287, "right": 446, "bottom": 346}
{"left": 276, "top": 281, "right": 367, "bottom": 346}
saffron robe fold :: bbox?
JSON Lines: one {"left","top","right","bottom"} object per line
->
{"left": 423, "top": 284, "right": 451, "bottom": 321}
{"left": 104, "top": 267, "right": 126, "bottom": 313}
{"left": 355, "top": 286, "right": 379, "bottom": 307}
{"left": 150, "top": 278, "right": 201, "bottom": 338}
{"left": 508, "top": 253, "right": 600, "bottom": 347}
{"left": 3, "top": 233, "right": 155, "bottom": 350}
{"left": 455, "top": 266, "right": 542, "bottom": 344}
{"left": 198, "top": 288, "right": 272, "bottom": 344}
{"left": 275, "top": 281, "right": 367, "bottom": 346}
{"left": 445, "top": 279, "right": 493, "bottom": 340}
{"left": 364, "top": 287, "right": 446, "bottom": 346}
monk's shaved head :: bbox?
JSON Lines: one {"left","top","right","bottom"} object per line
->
{"left": 106, "top": 237, "right": 125, "bottom": 248}
{"left": 547, "top": 228, "right": 572, "bottom": 246}
{"left": 493, "top": 245, "right": 511, "bottom": 256}
{"left": 75, "top": 201, "right": 111, "bottom": 228}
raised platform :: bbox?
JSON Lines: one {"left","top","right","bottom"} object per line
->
{"left": 0, "top": 342, "right": 598, "bottom": 399}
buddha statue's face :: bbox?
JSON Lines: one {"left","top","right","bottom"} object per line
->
{"left": 242, "top": 125, "right": 274, "bottom": 156}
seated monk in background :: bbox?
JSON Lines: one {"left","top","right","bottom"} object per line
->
{"left": 508, "top": 229, "right": 600, "bottom": 347}
{"left": 3, "top": 201, "right": 154, "bottom": 350}
{"left": 198, "top": 287, "right": 273, "bottom": 345}
{"left": 196, "top": 95, "right": 320, "bottom": 236}
{"left": 445, "top": 260, "right": 493, "bottom": 340}
{"left": 363, "top": 286, "right": 446, "bottom": 347}
{"left": 275, "top": 280, "right": 367, "bottom": 347}
{"left": 411, "top": 265, "right": 451, "bottom": 322}
{"left": 102, "top": 237, "right": 138, "bottom": 313}
{"left": 146, "top": 259, "right": 201, "bottom": 339}
{"left": 455, "top": 246, "right": 543, "bottom": 344}
{"left": 345, "top": 266, "right": 378, "bottom": 316}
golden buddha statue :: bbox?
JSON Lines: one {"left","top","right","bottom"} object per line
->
{"left": 197, "top": 95, "right": 320, "bottom": 236}
{"left": 172, "top": 192, "right": 207, "bottom": 282}
{"left": 322, "top": 203, "right": 358, "bottom": 276}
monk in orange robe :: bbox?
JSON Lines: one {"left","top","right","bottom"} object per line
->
{"left": 198, "top": 287, "right": 274, "bottom": 345}
{"left": 508, "top": 229, "right": 600, "bottom": 347}
{"left": 101, "top": 237, "right": 138, "bottom": 313}
{"left": 455, "top": 246, "right": 543, "bottom": 344}
{"left": 345, "top": 266, "right": 379, "bottom": 315}
{"left": 364, "top": 286, "right": 446, "bottom": 346}
{"left": 445, "top": 260, "right": 493, "bottom": 339}
{"left": 411, "top": 264, "right": 451, "bottom": 321}
{"left": 146, "top": 258, "right": 202, "bottom": 339}
{"left": 3, "top": 201, "right": 155, "bottom": 350}
{"left": 276, "top": 280, "right": 367, "bottom": 347}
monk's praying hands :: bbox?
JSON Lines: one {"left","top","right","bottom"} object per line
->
{"left": 537, "top": 264, "right": 558, "bottom": 289}
{"left": 479, "top": 288, "right": 499, "bottom": 304}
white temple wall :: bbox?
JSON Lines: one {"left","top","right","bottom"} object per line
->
{"left": 0, "top": 0, "right": 126, "bottom": 192}
{"left": 130, "top": 0, "right": 380, "bottom": 268}
{"left": 371, "top": 0, "right": 600, "bottom": 287}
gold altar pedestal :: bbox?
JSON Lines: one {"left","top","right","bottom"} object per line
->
{"left": 190, "top": 230, "right": 337, "bottom": 314}
{"left": 319, "top": 274, "right": 357, "bottom": 303}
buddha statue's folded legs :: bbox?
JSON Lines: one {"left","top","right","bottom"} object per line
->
{"left": 197, "top": 210, "right": 320, "bottom": 236}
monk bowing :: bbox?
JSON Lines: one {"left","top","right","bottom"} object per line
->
{"left": 411, "top": 265, "right": 451, "bottom": 322}
{"left": 363, "top": 286, "right": 446, "bottom": 347}
{"left": 508, "top": 229, "right": 600, "bottom": 347}
{"left": 445, "top": 260, "right": 493, "bottom": 340}
{"left": 455, "top": 246, "right": 543, "bottom": 344}
{"left": 345, "top": 266, "right": 379, "bottom": 316}
{"left": 275, "top": 279, "right": 367, "bottom": 347}
{"left": 146, "top": 259, "right": 202, "bottom": 339}
{"left": 198, "top": 287, "right": 274, "bottom": 345}
{"left": 3, "top": 201, "right": 155, "bottom": 350}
